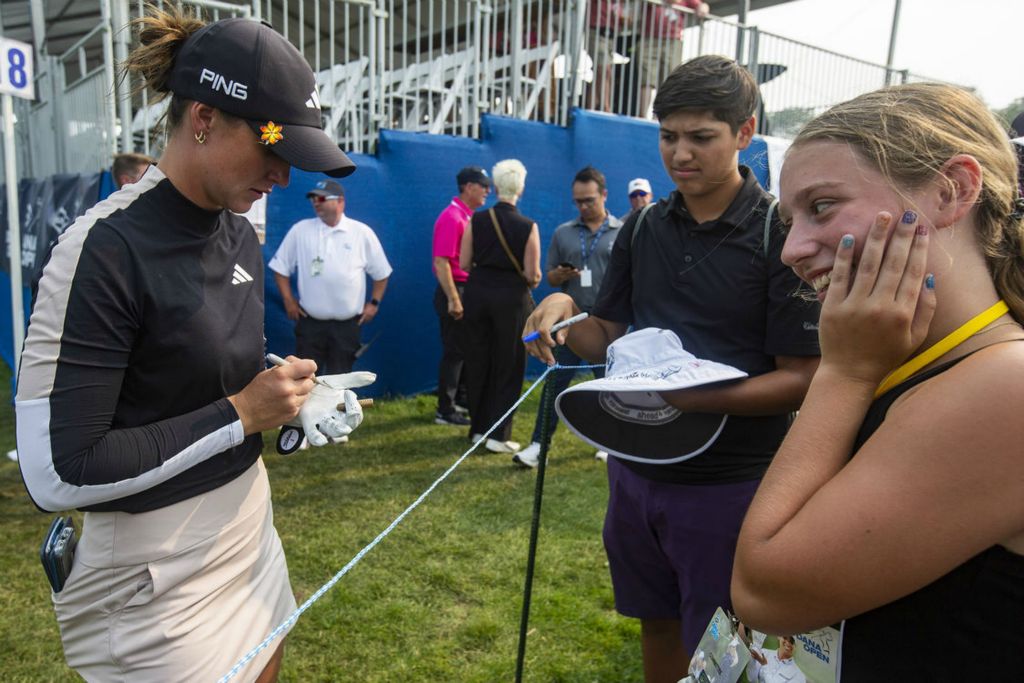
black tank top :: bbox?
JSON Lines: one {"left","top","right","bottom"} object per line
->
{"left": 841, "top": 347, "right": 1024, "bottom": 681}
{"left": 467, "top": 202, "right": 533, "bottom": 289}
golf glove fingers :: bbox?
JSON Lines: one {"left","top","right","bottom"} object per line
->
{"left": 292, "top": 385, "right": 361, "bottom": 447}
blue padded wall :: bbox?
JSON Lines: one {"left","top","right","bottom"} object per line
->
{"left": 264, "top": 108, "right": 772, "bottom": 397}
{"left": 0, "top": 109, "right": 772, "bottom": 398}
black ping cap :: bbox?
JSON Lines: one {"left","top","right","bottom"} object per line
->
{"left": 167, "top": 18, "right": 355, "bottom": 178}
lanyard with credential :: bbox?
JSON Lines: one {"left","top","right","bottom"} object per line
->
{"left": 579, "top": 222, "right": 608, "bottom": 268}
{"left": 874, "top": 299, "right": 1010, "bottom": 397}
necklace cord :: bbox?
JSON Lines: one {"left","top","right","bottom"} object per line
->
{"left": 874, "top": 299, "right": 1010, "bottom": 398}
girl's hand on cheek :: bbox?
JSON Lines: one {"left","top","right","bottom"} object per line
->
{"left": 818, "top": 210, "right": 936, "bottom": 388}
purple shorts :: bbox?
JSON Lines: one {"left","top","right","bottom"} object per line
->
{"left": 602, "top": 456, "right": 761, "bottom": 654}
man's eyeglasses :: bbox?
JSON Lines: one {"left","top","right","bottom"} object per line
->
{"left": 573, "top": 196, "right": 599, "bottom": 206}
{"left": 311, "top": 195, "right": 340, "bottom": 203}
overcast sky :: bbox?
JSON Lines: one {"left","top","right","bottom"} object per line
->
{"left": 730, "top": 0, "right": 1018, "bottom": 109}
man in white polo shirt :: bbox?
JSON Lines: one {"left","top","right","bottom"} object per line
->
{"left": 269, "top": 179, "right": 392, "bottom": 377}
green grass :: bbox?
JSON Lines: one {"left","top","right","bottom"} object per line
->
{"left": 0, "top": 367, "right": 643, "bottom": 682}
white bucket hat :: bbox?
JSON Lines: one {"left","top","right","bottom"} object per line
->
{"left": 555, "top": 328, "right": 747, "bottom": 464}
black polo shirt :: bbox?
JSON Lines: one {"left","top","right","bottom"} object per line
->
{"left": 592, "top": 166, "right": 820, "bottom": 484}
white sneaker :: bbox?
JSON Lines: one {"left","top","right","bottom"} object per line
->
{"left": 594, "top": 450, "right": 608, "bottom": 462}
{"left": 512, "top": 442, "right": 541, "bottom": 468}
{"left": 469, "top": 433, "right": 485, "bottom": 444}
{"left": 485, "top": 438, "right": 520, "bottom": 454}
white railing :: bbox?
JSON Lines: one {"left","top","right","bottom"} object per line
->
{"left": 4, "top": 0, "right": 948, "bottom": 180}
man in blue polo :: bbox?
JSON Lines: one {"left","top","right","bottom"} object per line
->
{"left": 512, "top": 166, "right": 621, "bottom": 468}
{"left": 524, "top": 56, "right": 820, "bottom": 682}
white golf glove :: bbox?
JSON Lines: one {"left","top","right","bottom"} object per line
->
{"left": 283, "top": 371, "right": 376, "bottom": 448}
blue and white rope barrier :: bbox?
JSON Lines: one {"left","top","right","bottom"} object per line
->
{"left": 219, "top": 363, "right": 601, "bottom": 682}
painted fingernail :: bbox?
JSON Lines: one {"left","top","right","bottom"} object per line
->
{"left": 841, "top": 234, "right": 854, "bottom": 248}
{"left": 901, "top": 210, "right": 918, "bottom": 224}
{"left": 925, "top": 273, "right": 935, "bottom": 290}
{"left": 916, "top": 224, "right": 928, "bottom": 236}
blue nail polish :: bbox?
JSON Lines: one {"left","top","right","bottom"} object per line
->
{"left": 841, "top": 234, "right": 854, "bottom": 248}
{"left": 901, "top": 210, "right": 918, "bottom": 224}
{"left": 925, "top": 273, "right": 935, "bottom": 290}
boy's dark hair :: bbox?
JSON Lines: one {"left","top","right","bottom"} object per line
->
{"left": 653, "top": 55, "right": 760, "bottom": 132}
{"left": 573, "top": 165, "right": 607, "bottom": 193}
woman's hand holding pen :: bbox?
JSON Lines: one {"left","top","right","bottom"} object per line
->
{"left": 228, "top": 355, "right": 317, "bottom": 435}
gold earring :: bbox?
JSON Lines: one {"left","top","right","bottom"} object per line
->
{"left": 195, "top": 130, "right": 207, "bottom": 145}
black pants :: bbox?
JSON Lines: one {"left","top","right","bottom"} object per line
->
{"left": 434, "top": 284, "right": 466, "bottom": 416}
{"left": 295, "top": 315, "right": 360, "bottom": 375}
{"left": 461, "top": 283, "right": 531, "bottom": 441}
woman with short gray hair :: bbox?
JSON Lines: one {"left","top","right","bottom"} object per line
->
{"left": 459, "top": 159, "right": 541, "bottom": 452}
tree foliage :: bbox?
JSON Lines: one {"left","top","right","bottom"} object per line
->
{"left": 765, "top": 106, "right": 818, "bottom": 140}
{"left": 994, "top": 96, "right": 1024, "bottom": 135}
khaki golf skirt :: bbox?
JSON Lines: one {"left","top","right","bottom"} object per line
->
{"left": 53, "top": 458, "right": 297, "bottom": 682}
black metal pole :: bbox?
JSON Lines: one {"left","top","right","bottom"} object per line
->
{"left": 514, "top": 368, "right": 563, "bottom": 683}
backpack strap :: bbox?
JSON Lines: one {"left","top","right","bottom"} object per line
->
{"left": 763, "top": 198, "right": 778, "bottom": 259}
{"left": 631, "top": 199, "right": 776, "bottom": 258}
{"left": 630, "top": 202, "right": 657, "bottom": 250}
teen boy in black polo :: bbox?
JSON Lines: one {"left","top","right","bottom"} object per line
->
{"left": 524, "top": 55, "right": 821, "bottom": 683}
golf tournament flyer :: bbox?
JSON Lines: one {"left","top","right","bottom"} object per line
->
{"left": 742, "top": 628, "right": 841, "bottom": 682}
{"left": 686, "top": 607, "right": 751, "bottom": 683}
{"left": 686, "top": 608, "right": 841, "bottom": 683}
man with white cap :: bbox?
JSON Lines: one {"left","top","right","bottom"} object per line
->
{"left": 621, "top": 177, "right": 654, "bottom": 221}
{"left": 524, "top": 56, "right": 820, "bottom": 682}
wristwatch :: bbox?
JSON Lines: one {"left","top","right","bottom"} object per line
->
{"left": 369, "top": 298, "right": 381, "bottom": 306}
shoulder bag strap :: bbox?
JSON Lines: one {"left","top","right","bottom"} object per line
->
{"left": 489, "top": 208, "right": 529, "bottom": 285}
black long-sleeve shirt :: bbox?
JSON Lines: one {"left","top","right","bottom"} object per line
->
{"left": 16, "top": 166, "right": 264, "bottom": 513}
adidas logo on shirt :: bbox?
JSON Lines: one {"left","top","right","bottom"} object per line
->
{"left": 232, "top": 264, "right": 254, "bottom": 285}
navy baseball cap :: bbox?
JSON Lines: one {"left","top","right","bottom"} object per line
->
{"left": 456, "top": 166, "right": 491, "bottom": 188}
{"left": 306, "top": 179, "right": 345, "bottom": 198}
{"left": 166, "top": 18, "right": 356, "bottom": 178}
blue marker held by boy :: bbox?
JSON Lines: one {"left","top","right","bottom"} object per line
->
{"left": 522, "top": 312, "right": 589, "bottom": 344}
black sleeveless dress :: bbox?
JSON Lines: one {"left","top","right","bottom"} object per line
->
{"left": 840, "top": 349, "right": 1024, "bottom": 681}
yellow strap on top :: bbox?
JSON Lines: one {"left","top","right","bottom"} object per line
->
{"left": 874, "top": 299, "right": 1010, "bottom": 398}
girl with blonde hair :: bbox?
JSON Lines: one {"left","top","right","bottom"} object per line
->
{"left": 732, "top": 83, "right": 1024, "bottom": 679}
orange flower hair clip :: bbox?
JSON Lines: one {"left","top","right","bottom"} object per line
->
{"left": 259, "top": 121, "right": 284, "bottom": 146}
